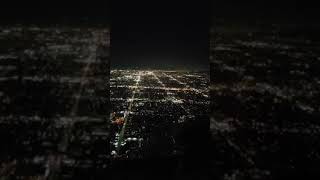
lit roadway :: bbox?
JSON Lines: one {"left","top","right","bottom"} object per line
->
{"left": 116, "top": 72, "right": 141, "bottom": 153}
{"left": 45, "top": 32, "right": 100, "bottom": 179}
{"left": 115, "top": 71, "right": 191, "bottom": 155}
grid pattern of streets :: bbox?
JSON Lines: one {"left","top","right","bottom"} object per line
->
{"left": 0, "top": 26, "right": 110, "bottom": 179}
{"left": 110, "top": 70, "right": 209, "bottom": 158}
{"left": 210, "top": 22, "right": 320, "bottom": 179}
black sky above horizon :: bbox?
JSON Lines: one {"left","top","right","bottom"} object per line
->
{"left": 111, "top": 0, "right": 210, "bottom": 70}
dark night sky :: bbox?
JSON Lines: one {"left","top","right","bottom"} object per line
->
{"left": 212, "top": 1, "right": 318, "bottom": 22}
{"left": 0, "top": 2, "right": 111, "bottom": 24}
{"left": 111, "top": 0, "right": 210, "bottom": 70}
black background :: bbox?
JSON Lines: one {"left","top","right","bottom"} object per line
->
{"left": 111, "top": 0, "right": 210, "bottom": 70}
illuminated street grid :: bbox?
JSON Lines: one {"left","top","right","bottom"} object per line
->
{"left": 0, "top": 26, "right": 110, "bottom": 179}
{"left": 110, "top": 70, "right": 209, "bottom": 158}
{"left": 210, "top": 22, "right": 320, "bottom": 179}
